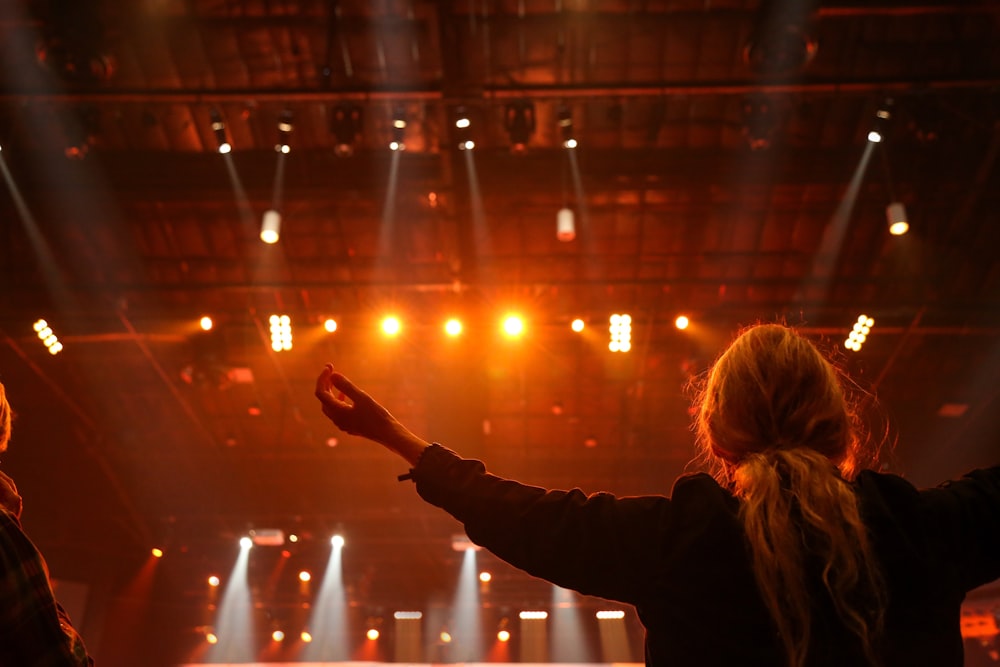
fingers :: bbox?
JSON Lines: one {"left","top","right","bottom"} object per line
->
{"left": 330, "top": 372, "right": 367, "bottom": 404}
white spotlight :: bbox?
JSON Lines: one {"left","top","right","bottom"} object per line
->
{"left": 260, "top": 209, "right": 281, "bottom": 244}
{"left": 556, "top": 207, "right": 576, "bottom": 242}
{"left": 886, "top": 202, "right": 909, "bottom": 236}
{"left": 239, "top": 536, "right": 253, "bottom": 549}
{"left": 331, "top": 535, "right": 345, "bottom": 548}
{"left": 867, "top": 130, "right": 882, "bottom": 143}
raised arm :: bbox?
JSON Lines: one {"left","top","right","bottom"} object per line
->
{"left": 314, "top": 364, "right": 430, "bottom": 465}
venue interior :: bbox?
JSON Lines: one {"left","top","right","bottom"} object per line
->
{"left": 0, "top": 0, "right": 998, "bottom": 665}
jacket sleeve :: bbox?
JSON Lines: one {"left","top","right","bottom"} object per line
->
{"left": 409, "top": 443, "right": 676, "bottom": 604}
{"left": 0, "top": 510, "right": 94, "bottom": 667}
{"left": 918, "top": 465, "right": 1000, "bottom": 592}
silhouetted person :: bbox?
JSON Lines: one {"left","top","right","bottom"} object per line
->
{"left": 0, "top": 379, "right": 94, "bottom": 665}
{"left": 316, "top": 323, "right": 999, "bottom": 667}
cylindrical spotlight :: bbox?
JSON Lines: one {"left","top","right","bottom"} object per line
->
{"left": 557, "top": 207, "right": 576, "bottom": 242}
{"left": 886, "top": 202, "right": 909, "bottom": 236}
{"left": 260, "top": 209, "right": 281, "bottom": 244}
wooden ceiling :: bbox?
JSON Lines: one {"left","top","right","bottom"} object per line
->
{"left": 0, "top": 0, "right": 998, "bottom": 662}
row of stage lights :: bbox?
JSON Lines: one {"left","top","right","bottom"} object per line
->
{"left": 28, "top": 314, "right": 875, "bottom": 356}
{"left": 202, "top": 608, "right": 628, "bottom": 646}
{"left": 207, "top": 103, "right": 576, "bottom": 158}
{"left": 152, "top": 535, "right": 629, "bottom": 647}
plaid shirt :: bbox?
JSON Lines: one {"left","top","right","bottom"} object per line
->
{"left": 0, "top": 508, "right": 93, "bottom": 666}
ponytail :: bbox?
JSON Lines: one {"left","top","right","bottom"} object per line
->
{"left": 734, "top": 448, "right": 884, "bottom": 667}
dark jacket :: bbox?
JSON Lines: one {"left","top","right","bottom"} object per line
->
{"left": 409, "top": 443, "right": 1000, "bottom": 666}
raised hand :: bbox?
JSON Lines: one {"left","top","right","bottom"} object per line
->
{"left": 314, "top": 364, "right": 429, "bottom": 465}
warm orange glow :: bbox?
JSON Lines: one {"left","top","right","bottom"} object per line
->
{"left": 440, "top": 631, "right": 452, "bottom": 643}
{"left": 444, "top": 318, "right": 463, "bottom": 337}
{"left": 301, "top": 631, "right": 313, "bottom": 643}
{"left": 571, "top": 318, "right": 585, "bottom": 332}
{"left": 381, "top": 316, "right": 401, "bottom": 336}
{"left": 199, "top": 316, "right": 213, "bottom": 331}
{"left": 675, "top": 315, "right": 690, "bottom": 330}
{"left": 367, "top": 628, "right": 380, "bottom": 641}
{"left": 323, "top": 318, "right": 338, "bottom": 333}
{"left": 208, "top": 575, "right": 220, "bottom": 587}
{"left": 151, "top": 548, "right": 164, "bottom": 558}
{"left": 298, "top": 570, "right": 311, "bottom": 582}
{"left": 497, "top": 629, "right": 511, "bottom": 642}
{"left": 479, "top": 571, "right": 492, "bottom": 583}
{"left": 272, "top": 630, "right": 285, "bottom": 642}
{"left": 502, "top": 314, "right": 525, "bottom": 337}
{"left": 206, "top": 632, "right": 218, "bottom": 644}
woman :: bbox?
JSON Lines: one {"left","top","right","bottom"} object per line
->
{"left": 315, "top": 323, "right": 999, "bottom": 667}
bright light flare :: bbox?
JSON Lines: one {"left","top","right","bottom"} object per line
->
{"left": 239, "top": 537, "right": 253, "bottom": 549}
{"left": 323, "top": 318, "right": 338, "bottom": 333}
{"left": 272, "top": 630, "right": 285, "bottom": 642}
{"left": 571, "top": 318, "right": 585, "bottom": 332}
{"left": 298, "top": 570, "right": 311, "bottom": 582}
{"left": 300, "top": 631, "right": 312, "bottom": 642}
{"left": 502, "top": 315, "right": 525, "bottom": 337}
{"left": 381, "top": 316, "right": 402, "bottom": 336}
{"left": 444, "top": 318, "right": 463, "bottom": 337}
{"left": 497, "top": 629, "right": 511, "bottom": 642}
{"left": 366, "top": 628, "right": 380, "bottom": 641}
{"left": 596, "top": 610, "right": 626, "bottom": 620}
{"left": 208, "top": 575, "right": 220, "bottom": 587}
{"left": 674, "top": 315, "right": 690, "bottom": 330}
{"left": 205, "top": 632, "right": 218, "bottom": 644}
{"left": 331, "top": 535, "right": 345, "bottom": 548}
{"left": 199, "top": 316, "right": 213, "bottom": 331}
{"left": 440, "top": 631, "right": 452, "bottom": 643}
{"left": 867, "top": 130, "right": 882, "bottom": 143}
{"left": 479, "top": 571, "right": 492, "bottom": 583}
{"left": 845, "top": 315, "right": 875, "bottom": 352}
{"left": 519, "top": 611, "right": 549, "bottom": 620}
{"left": 151, "top": 548, "right": 164, "bottom": 558}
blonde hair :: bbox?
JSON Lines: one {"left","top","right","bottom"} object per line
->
{"left": 695, "top": 324, "right": 884, "bottom": 667}
{"left": 0, "top": 380, "right": 11, "bottom": 454}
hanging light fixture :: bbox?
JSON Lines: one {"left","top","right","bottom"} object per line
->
{"left": 210, "top": 108, "right": 231, "bottom": 154}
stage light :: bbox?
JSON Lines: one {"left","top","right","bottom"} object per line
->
{"left": 394, "top": 611, "right": 423, "bottom": 620}
{"left": 479, "top": 571, "right": 492, "bottom": 583}
{"left": 558, "top": 106, "right": 576, "bottom": 148}
{"left": 210, "top": 108, "right": 231, "bottom": 154}
{"left": 498, "top": 629, "right": 511, "bottom": 642}
{"left": 323, "top": 318, "right": 338, "bottom": 333}
{"left": 440, "top": 630, "right": 452, "bottom": 643}
{"left": 367, "top": 627, "right": 380, "bottom": 641}
{"left": 455, "top": 108, "right": 474, "bottom": 149}
{"left": 269, "top": 314, "right": 292, "bottom": 351}
{"left": 208, "top": 575, "right": 220, "bottom": 587}
{"left": 331, "top": 535, "right": 345, "bottom": 548}
{"left": 519, "top": 611, "right": 548, "bottom": 620}
{"left": 239, "top": 536, "right": 253, "bottom": 549}
{"left": 460, "top": 139, "right": 475, "bottom": 150}
{"left": 444, "top": 318, "right": 463, "bottom": 337}
{"left": 867, "top": 130, "right": 882, "bottom": 143}
{"left": 300, "top": 630, "right": 313, "bottom": 643}
{"left": 504, "top": 100, "right": 536, "bottom": 153}
{"left": 276, "top": 109, "right": 294, "bottom": 153}
{"left": 609, "top": 314, "right": 632, "bottom": 353}
{"left": 381, "top": 316, "right": 401, "bottom": 336}
{"left": 298, "top": 570, "right": 311, "bottom": 582}
{"left": 571, "top": 318, "right": 585, "bottom": 332}
{"left": 390, "top": 110, "right": 406, "bottom": 151}
{"left": 675, "top": 315, "right": 690, "bottom": 330}
{"left": 206, "top": 632, "right": 218, "bottom": 644}
{"left": 199, "top": 316, "right": 213, "bottom": 331}
{"left": 596, "top": 610, "right": 626, "bottom": 620}
{"left": 33, "top": 319, "right": 63, "bottom": 355}
{"left": 151, "top": 547, "right": 164, "bottom": 558}
{"left": 288, "top": 534, "right": 299, "bottom": 543}
{"left": 502, "top": 315, "right": 525, "bottom": 337}
{"left": 845, "top": 315, "right": 875, "bottom": 352}
{"left": 272, "top": 630, "right": 285, "bottom": 642}
{"left": 260, "top": 209, "right": 281, "bottom": 244}
{"left": 886, "top": 202, "right": 909, "bottom": 236}
{"left": 455, "top": 116, "right": 470, "bottom": 129}
{"left": 557, "top": 207, "right": 575, "bottom": 242}
{"left": 331, "top": 104, "right": 362, "bottom": 157}
{"left": 868, "top": 107, "right": 891, "bottom": 143}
